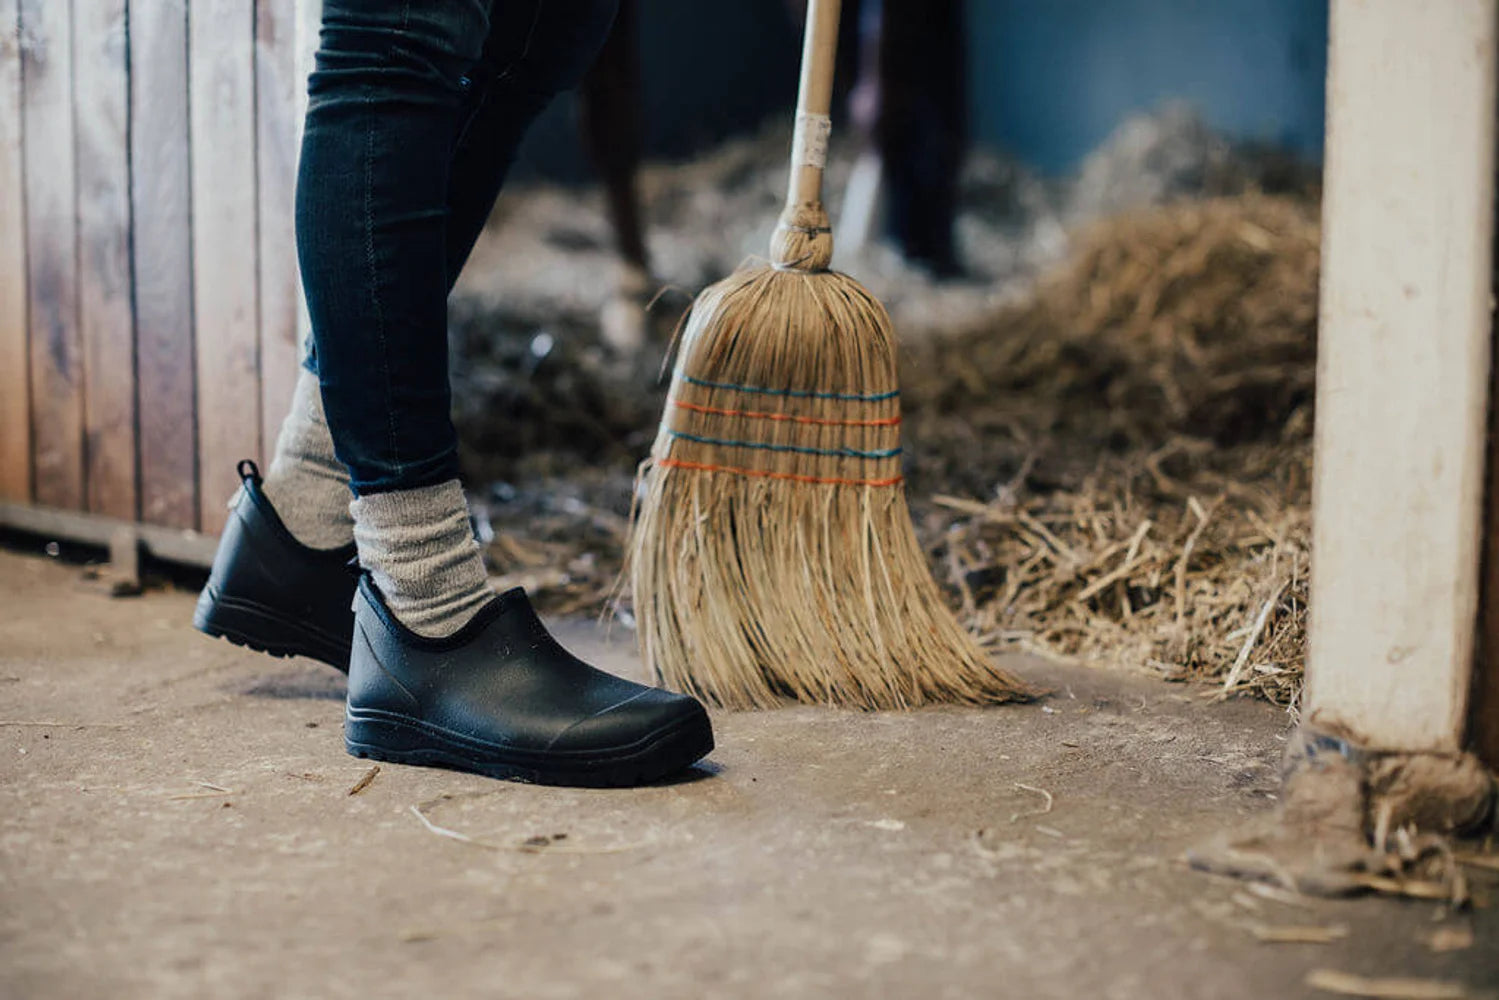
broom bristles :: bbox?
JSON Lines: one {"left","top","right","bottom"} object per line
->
{"left": 627, "top": 264, "right": 1037, "bottom": 709}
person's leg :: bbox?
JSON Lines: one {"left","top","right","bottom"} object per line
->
{"left": 260, "top": 0, "right": 495, "bottom": 556}
{"left": 260, "top": 367, "right": 354, "bottom": 550}
{"left": 203, "top": 0, "right": 710, "bottom": 783}
{"left": 578, "top": 0, "right": 648, "bottom": 277}
{"left": 254, "top": 1, "right": 617, "bottom": 596}
{"left": 294, "top": 0, "right": 497, "bottom": 635}
{"left": 877, "top": 0, "right": 966, "bottom": 277}
{"left": 297, "top": 0, "right": 488, "bottom": 499}
{"left": 578, "top": 0, "right": 656, "bottom": 354}
{"left": 298, "top": 0, "right": 618, "bottom": 637}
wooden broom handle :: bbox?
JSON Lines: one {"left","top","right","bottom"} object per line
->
{"left": 770, "top": 0, "right": 842, "bottom": 271}
{"left": 787, "top": 0, "right": 841, "bottom": 208}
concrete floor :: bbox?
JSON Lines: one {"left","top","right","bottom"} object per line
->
{"left": 0, "top": 547, "right": 1494, "bottom": 999}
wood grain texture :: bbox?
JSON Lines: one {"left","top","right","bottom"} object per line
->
{"left": 19, "top": 0, "right": 83, "bottom": 511}
{"left": 74, "top": 0, "right": 136, "bottom": 520}
{"left": 1307, "top": 0, "right": 1498, "bottom": 752}
{"left": 190, "top": 0, "right": 261, "bottom": 533}
{"left": 0, "top": 0, "right": 28, "bottom": 502}
{"left": 130, "top": 0, "right": 197, "bottom": 528}
{"left": 256, "top": 0, "right": 301, "bottom": 458}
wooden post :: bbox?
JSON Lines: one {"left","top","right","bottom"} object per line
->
{"left": 1306, "top": 0, "right": 1498, "bottom": 753}
{"left": 0, "top": 0, "right": 27, "bottom": 504}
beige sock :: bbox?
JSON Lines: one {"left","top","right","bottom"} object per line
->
{"left": 350, "top": 479, "right": 493, "bottom": 638}
{"left": 261, "top": 369, "right": 355, "bottom": 550}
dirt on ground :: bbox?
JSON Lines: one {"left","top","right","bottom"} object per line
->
{"left": 2, "top": 548, "right": 1496, "bottom": 999}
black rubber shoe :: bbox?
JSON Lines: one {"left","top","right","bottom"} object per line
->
{"left": 193, "top": 460, "right": 358, "bottom": 671}
{"left": 345, "top": 576, "right": 714, "bottom": 787}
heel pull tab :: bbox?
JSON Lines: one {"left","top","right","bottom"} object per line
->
{"left": 237, "top": 459, "right": 262, "bottom": 484}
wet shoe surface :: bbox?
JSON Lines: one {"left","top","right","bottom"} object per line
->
{"left": 193, "top": 461, "right": 358, "bottom": 671}
{"left": 345, "top": 576, "right": 714, "bottom": 787}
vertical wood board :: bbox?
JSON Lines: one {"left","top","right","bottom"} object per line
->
{"left": 74, "top": 0, "right": 136, "bottom": 520}
{"left": 256, "top": 0, "right": 300, "bottom": 457}
{"left": 130, "top": 0, "right": 198, "bottom": 529}
{"left": 190, "top": 0, "right": 261, "bottom": 532}
{"left": 0, "top": 0, "right": 28, "bottom": 501}
{"left": 19, "top": 0, "right": 83, "bottom": 511}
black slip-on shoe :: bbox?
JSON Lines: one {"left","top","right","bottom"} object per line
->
{"left": 193, "top": 460, "right": 358, "bottom": 671}
{"left": 345, "top": 576, "right": 714, "bottom": 787}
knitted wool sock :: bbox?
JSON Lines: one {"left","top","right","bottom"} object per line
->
{"left": 261, "top": 369, "right": 355, "bottom": 550}
{"left": 351, "top": 479, "right": 493, "bottom": 638}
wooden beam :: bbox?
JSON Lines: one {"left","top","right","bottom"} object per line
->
{"left": 74, "top": 0, "right": 137, "bottom": 521}
{"left": 130, "top": 0, "right": 198, "bottom": 529}
{"left": 190, "top": 0, "right": 261, "bottom": 533}
{"left": 19, "top": 0, "right": 83, "bottom": 512}
{"left": 0, "top": 0, "right": 28, "bottom": 503}
{"left": 0, "top": 500, "right": 219, "bottom": 568}
{"left": 1306, "top": 0, "right": 1498, "bottom": 752}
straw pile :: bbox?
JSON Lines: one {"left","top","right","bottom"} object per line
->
{"left": 459, "top": 185, "right": 1321, "bottom": 707}
{"left": 902, "top": 193, "right": 1319, "bottom": 704}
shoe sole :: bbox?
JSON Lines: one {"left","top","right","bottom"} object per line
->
{"left": 344, "top": 707, "right": 714, "bottom": 788}
{"left": 194, "top": 586, "right": 352, "bottom": 672}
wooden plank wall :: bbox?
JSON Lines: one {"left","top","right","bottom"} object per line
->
{"left": 0, "top": 0, "right": 307, "bottom": 535}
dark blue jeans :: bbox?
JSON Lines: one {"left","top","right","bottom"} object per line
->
{"left": 297, "top": 0, "right": 618, "bottom": 495}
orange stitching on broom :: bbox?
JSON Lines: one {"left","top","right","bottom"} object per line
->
{"left": 659, "top": 458, "right": 903, "bottom": 488}
{"left": 673, "top": 399, "right": 902, "bottom": 428}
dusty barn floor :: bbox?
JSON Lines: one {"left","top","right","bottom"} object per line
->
{"left": 1, "top": 546, "right": 1494, "bottom": 999}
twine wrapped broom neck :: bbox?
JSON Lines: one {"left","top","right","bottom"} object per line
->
{"left": 768, "top": 0, "right": 838, "bottom": 274}
{"left": 627, "top": 0, "right": 1035, "bottom": 709}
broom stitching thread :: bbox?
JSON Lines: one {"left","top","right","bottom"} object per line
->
{"left": 679, "top": 373, "right": 899, "bottom": 402}
{"left": 657, "top": 457, "right": 904, "bottom": 488}
{"left": 667, "top": 430, "right": 901, "bottom": 460}
{"left": 672, "top": 399, "right": 902, "bottom": 428}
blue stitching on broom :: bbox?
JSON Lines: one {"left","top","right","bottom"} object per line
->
{"left": 668, "top": 430, "right": 901, "bottom": 460}
{"left": 680, "top": 374, "right": 899, "bottom": 402}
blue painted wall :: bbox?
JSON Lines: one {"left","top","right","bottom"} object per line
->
{"left": 514, "top": 0, "right": 1328, "bottom": 180}
{"left": 966, "top": 0, "right": 1328, "bottom": 173}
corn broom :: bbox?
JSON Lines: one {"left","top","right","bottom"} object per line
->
{"left": 627, "top": 0, "right": 1036, "bottom": 709}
